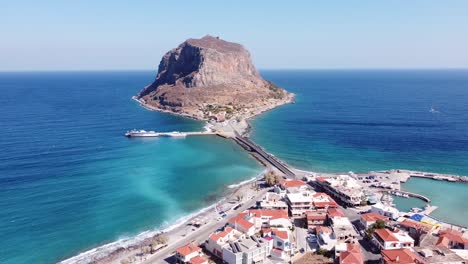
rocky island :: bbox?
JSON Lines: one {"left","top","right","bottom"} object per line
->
{"left": 135, "top": 35, "right": 294, "bottom": 135}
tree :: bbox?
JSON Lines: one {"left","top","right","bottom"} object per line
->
{"left": 374, "top": 220, "right": 386, "bottom": 229}
{"left": 265, "top": 171, "right": 280, "bottom": 186}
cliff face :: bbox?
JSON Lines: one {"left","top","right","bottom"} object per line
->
{"left": 138, "top": 35, "right": 292, "bottom": 121}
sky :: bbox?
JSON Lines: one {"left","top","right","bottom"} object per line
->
{"left": 1, "top": 0, "right": 468, "bottom": 71}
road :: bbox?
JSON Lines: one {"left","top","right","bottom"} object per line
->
{"left": 142, "top": 188, "right": 270, "bottom": 264}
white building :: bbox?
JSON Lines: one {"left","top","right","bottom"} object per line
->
{"left": 274, "top": 179, "right": 309, "bottom": 197}
{"left": 316, "top": 226, "right": 337, "bottom": 251}
{"left": 316, "top": 175, "right": 365, "bottom": 206}
{"left": 330, "top": 216, "right": 359, "bottom": 243}
{"left": 206, "top": 227, "right": 245, "bottom": 259}
{"left": 259, "top": 192, "right": 288, "bottom": 211}
{"left": 371, "top": 203, "right": 400, "bottom": 220}
{"left": 222, "top": 236, "right": 269, "bottom": 264}
{"left": 372, "top": 228, "right": 414, "bottom": 250}
{"left": 175, "top": 243, "right": 206, "bottom": 263}
{"left": 285, "top": 191, "right": 314, "bottom": 218}
{"left": 270, "top": 228, "right": 292, "bottom": 260}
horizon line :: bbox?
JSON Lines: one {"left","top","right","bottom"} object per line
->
{"left": 1, "top": 67, "right": 468, "bottom": 73}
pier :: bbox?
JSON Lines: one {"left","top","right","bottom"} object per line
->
{"left": 396, "top": 190, "right": 431, "bottom": 203}
{"left": 233, "top": 136, "right": 296, "bottom": 178}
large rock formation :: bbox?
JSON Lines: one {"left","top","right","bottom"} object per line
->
{"left": 137, "top": 35, "right": 292, "bottom": 121}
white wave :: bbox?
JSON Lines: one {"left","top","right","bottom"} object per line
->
{"left": 60, "top": 170, "right": 265, "bottom": 264}
{"left": 59, "top": 198, "right": 224, "bottom": 264}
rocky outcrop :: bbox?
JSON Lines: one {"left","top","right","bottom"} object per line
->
{"left": 137, "top": 35, "right": 292, "bottom": 121}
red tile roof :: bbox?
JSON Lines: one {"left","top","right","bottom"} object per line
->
{"left": 436, "top": 229, "right": 468, "bottom": 247}
{"left": 399, "top": 219, "right": 433, "bottom": 232}
{"left": 189, "top": 255, "right": 207, "bottom": 264}
{"left": 176, "top": 243, "right": 201, "bottom": 257}
{"left": 272, "top": 229, "right": 289, "bottom": 240}
{"left": 340, "top": 243, "right": 364, "bottom": 264}
{"left": 278, "top": 179, "right": 307, "bottom": 188}
{"left": 228, "top": 213, "right": 254, "bottom": 231}
{"left": 209, "top": 226, "right": 234, "bottom": 241}
{"left": 381, "top": 249, "right": 425, "bottom": 264}
{"left": 248, "top": 209, "right": 288, "bottom": 220}
{"left": 306, "top": 211, "right": 327, "bottom": 220}
{"left": 374, "top": 228, "right": 399, "bottom": 242}
{"left": 327, "top": 207, "right": 345, "bottom": 218}
{"left": 361, "top": 212, "right": 389, "bottom": 223}
{"left": 316, "top": 226, "right": 333, "bottom": 234}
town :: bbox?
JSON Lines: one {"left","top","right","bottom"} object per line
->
{"left": 138, "top": 170, "right": 467, "bottom": 264}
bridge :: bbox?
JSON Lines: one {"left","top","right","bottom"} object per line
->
{"left": 233, "top": 136, "right": 296, "bottom": 178}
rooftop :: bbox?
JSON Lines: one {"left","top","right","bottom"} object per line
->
{"left": 361, "top": 212, "right": 389, "bottom": 223}
{"left": 436, "top": 229, "right": 468, "bottom": 247}
{"left": 340, "top": 243, "right": 364, "bottom": 264}
{"left": 286, "top": 192, "right": 313, "bottom": 203}
{"left": 381, "top": 248, "right": 425, "bottom": 264}
{"left": 278, "top": 179, "right": 307, "bottom": 189}
{"left": 374, "top": 228, "right": 414, "bottom": 243}
{"left": 176, "top": 243, "right": 201, "bottom": 257}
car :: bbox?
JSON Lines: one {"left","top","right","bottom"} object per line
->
{"left": 233, "top": 204, "right": 243, "bottom": 210}
{"left": 299, "top": 248, "right": 305, "bottom": 253}
{"left": 216, "top": 216, "right": 222, "bottom": 221}
{"left": 307, "top": 235, "right": 317, "bottom": 243}
{"left": 221, "top": 213, "right": 227, "bottom": 218}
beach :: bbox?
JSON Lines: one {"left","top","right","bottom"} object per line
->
{"left": 60, "top": 171, "right": 267, "bottom": 264}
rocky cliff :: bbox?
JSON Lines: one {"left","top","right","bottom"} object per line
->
{"left": 137, "top": 35, "right": 292, "bottom": 121}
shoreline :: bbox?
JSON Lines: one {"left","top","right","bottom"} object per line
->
{"left": 62, "top": 95, "right": 466, "bottom": 263}
{"left": 59, "top": 170, "right": 267, "bottom": 264}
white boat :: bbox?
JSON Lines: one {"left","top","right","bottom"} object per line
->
{"left": 125, "top": 129, "right": 159, "bottom": 137}
{"left": 429, "top": 107, "right": 440, "bottom": 114}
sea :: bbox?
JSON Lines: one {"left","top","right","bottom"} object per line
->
{"left": 1, "top": 70, "right": 467, "bottom": 263}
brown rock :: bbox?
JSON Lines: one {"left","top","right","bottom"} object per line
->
{"left": 137, "top": 35, "right": 292, "bottom": 121}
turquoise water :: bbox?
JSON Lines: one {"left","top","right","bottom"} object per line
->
{"left": 0, "top": 72, "right": 262, "bottom": 264}
{"left": 2, "top": 70, "right": 468, "bottom": 263}
{"left": 252, "top": 70, "right": 468, "bottom": 226}
{"left": 394, "top": 178, "right": 468, "bottom": 226}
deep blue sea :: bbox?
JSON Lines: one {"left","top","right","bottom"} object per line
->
{"left": 1, "top": 70, "right": 467, "bottom": 263}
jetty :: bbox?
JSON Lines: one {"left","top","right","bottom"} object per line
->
{"left": 233, "top": 136, "right": 296, "bottom": 178}
{"left": 125, "top": 130, "right": 216, "bottom": 138}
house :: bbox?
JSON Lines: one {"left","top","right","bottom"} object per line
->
{"left": 317, "top": 226, "right": 337, "bottom": 251}
{"left": 175, "top": 243, "right": 204, "bottom": 264}
{"left": 271, "top": 228, "right": 292, "bottom": 260}
{"left": 360, "top": 212, "right": 390, "bottom": 228}
{"left": 228, "top": 210, "right": 291, "bottom": 235}
{"left": 436, "top": 229, "right": 468, "bottom": 249}
{"left": 398, "top": 219, "right": 435, "bottom": 244}
{"left": 381, "top": 248, "right": 425, "bottom": 264}
{"left": 327, "top": 207, "right": 345, "bottom": 220}
{"left": 339, "top": 243, "right": 364, "bottom": 264}
{"left": 222, "top": 236, "right": 269, "bottom": 264}
{"left": 259, "top": 192, "right": 288, "bottom": 211}
{"left": 373, "top": 228, "right": 414, "bottom": 250}
{"left": 206, "top": 227, "right": 245, "bottom": 258}
{"left": 312, "top": 192, "right": 339, "bottom": 210}
{"left": 315, "top": 175, "right": 365, "bottom": 206}
{"left": 416, "top": 245, "right": 465, "bottom": 264}
{"left": 247, "top": 209, "right": 292, "bottom": 229}
{"left": 228, "top": 213, "right": 256, "bottom": 236}
{"left": 306, "top": 210, "right": 327, "bottom": 229}
{"left": 285, "top": 191, "right": 314, "bottom": 218}
{"left": 274, "top": 179, "right": 309, "bottom": 196}
{"left": 331, "top": 216, "right": 359, "bottom": 243}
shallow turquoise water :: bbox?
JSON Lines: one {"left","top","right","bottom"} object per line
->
{"left": 394, "top": 178, "right": 468, "bottom": 226}
{"left": 252, "top": 70, "right": 468, "bottom": 226}
{"left": 0, "top": 72, "right": 262, "bottom": 264}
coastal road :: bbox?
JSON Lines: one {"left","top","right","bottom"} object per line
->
{"left": 142, "top": 188, "right": 270, "bottom": 264}
{"left": 234, "top": 136, "right": 296, "bottom": 178}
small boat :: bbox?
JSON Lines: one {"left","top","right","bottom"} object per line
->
{"left": 429, "top": 107, "right": 440, "bottom": 114}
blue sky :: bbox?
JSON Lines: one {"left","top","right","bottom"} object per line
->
{"left": 1, "top": 0, "right": 468, "bottom": 71}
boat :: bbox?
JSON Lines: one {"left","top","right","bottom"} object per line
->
{"left": 125, "top": 129, "right": 159, "bottom": 137}
{"left": 429, "top": 107, "right": 440, "bottom": 114}
{"left": 166, "top": 131, "right": 187, "bottom": 137}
